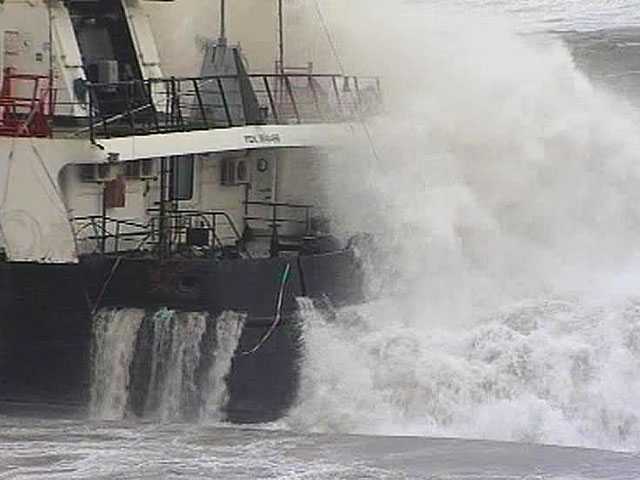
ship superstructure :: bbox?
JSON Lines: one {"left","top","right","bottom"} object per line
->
{"left": 0, "top": 0, "right": 380, "bottom": 421}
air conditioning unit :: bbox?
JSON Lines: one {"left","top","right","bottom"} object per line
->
{"left": 140, "top": 159, "right": 156, "bottom": 179}
{"left": 220, "top": 158, "right": 250, "bottom": 186}
{"left": 122, "top": 161, "right": 141, "bottom": 179}
{"left": 79, "top": 163, "right": 114, "bottom": 183}
{"left": 119, "top": 159, "right": 155, "bottom": 180}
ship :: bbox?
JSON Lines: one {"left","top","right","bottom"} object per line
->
{"left": 0, "top": 0, "right": 381, "bottom": 421}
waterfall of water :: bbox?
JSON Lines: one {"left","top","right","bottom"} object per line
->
{"left": 90, "top": 308, "right": 145, "bottom": 420}
{"left": 91, "top": 308, "right": 245, "bottom": 422}
{"left": 144, "top": 310, "right": 208, "bottom": 421}
{"left": 201, "top": 311, "right": 246, "bottom": 420}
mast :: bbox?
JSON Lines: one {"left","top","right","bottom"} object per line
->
{"left": 219, "top": 0, "right": 227, "bottom": 45}
{"left": 277, "top": 0, "right": 284, "bottom": 74}
{"left": 47, "top": 0, "right": 54, "bottom": 136}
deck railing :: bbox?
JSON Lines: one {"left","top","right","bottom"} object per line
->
{"left": 243, "top": 200, "right": 333, "bottom": 257}
{"left": 0, "top": 67, "right": 57, "bottom": 138}
{"left": 79, "top": 73, "right": 381, "bottom": 141}
{"left": 73, "top": 209, "right": 243, "bottom": 257}
{"left": 72, "top": 200, "right": 331, "bottom": 259}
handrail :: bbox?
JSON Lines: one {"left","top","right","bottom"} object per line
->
{"left": 243, "top": 200, "right": 320, "bottom": 257}
{"left": 243, "top": 200, "right": 314, "bottom": 209}
{"left": 74, "top": 215, "right": 148, "bottom": 230}
{"left": 0, "top": 67, "right": 56, "bottom": 138}
{"left": 86, "top": 73, "right": 381, "bottom": 88}
{"left": 145, "top": 208, "right": 243, "bottom": 243}
{"left": 68, "top": 102, "right": 155, "bottom": 138}
{"left": 68, "top": 72, "right": 382, "bottom": 141}
{"left": 73, "top": 209, "right": 245, "bottom": 257}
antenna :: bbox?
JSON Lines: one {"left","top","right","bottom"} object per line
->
{"left": 218, "top": 0, "right": 227, "bottom": 45}
{"left": 278, "top": 0, "right": 284, "bottom": 74}
{"left": 47, "top": 0, "right": 54, "bottom": 134}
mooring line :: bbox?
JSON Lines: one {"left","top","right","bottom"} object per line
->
{"left": 90, "top": 256, "right": 124, "bottom": 315}
{"left": 241, "top": 262, "right": 292, "bottom": 356}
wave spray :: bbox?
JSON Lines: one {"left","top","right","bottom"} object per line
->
{"left": 288, "top": 1, "right": 640, "bottom": 451}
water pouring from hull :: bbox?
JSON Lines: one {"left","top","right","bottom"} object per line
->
{"left": 90, "top": 308, "right": 245, "bottom": 422}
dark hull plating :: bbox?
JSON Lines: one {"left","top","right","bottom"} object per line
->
{"left": 0, "top": 249, "right": 364, "bottom": 422}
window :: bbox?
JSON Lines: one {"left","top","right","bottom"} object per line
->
{"left": 236, "top": 159, "right": 248, "bottom": 183}
{"left": 220, "top": 158, "right": 236, "bottom": 185}
{"left": 171, "top": 155, "right": 194, "bottom": 200}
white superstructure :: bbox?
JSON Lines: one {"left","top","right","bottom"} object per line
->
{"left": 0, "top": 0, "right": 380, "bottom": 264}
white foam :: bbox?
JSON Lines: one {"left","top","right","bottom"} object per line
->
{"left": 287, "top": 2, "right": 640, "bottom": 451}
{"left": 90, "top": 308, "right": 145, "bottom": 420}
{"left": 201, "top": 311, "right": 246, "bottom": 421}
{"left": 91, "top": 308, "right": 244, "bottom": 422}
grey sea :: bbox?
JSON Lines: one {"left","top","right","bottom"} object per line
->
{"left": 1, "top": 418, "right": 640, "bottom": 479}
{"left": 6, "top": 1, "right": 640, "bottom": 479}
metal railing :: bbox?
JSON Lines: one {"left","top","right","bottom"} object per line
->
{"left": 243, "top": 200, "right": 327, "bottom": 257}
{"left": 73, "top": 215, "right": 152, "bottom": 254}
{"left": 73, "top": 209, "right": 243, "bottom": 257}
{"left": 79, "top": 73, "right": 381, "bottom": 141}
{"left": 244, "top": 200, "right": 314, "bottom": 234}
{"left": 0, "top": 67, "right": 57, "bottom": 138}
{"left": 147, "top": 208, "right": 244, "bottom": 255}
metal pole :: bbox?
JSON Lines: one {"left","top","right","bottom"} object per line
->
{"left": 278, "top": 0, "right": 284, "bottom": 75}
{"left": 219, "top": 0, "right": 227, "bottom": 44}
{"left": 47, "top": 0, "right": 54, "bottom": 136}
{"left": 101, "top": 183, "right": 107, "bottom": 254}
{"left": 88, "top": 87, "right": 94, "bottom": 142}
{"left": 159, "top": 157, "right": 167, "bottom": 259}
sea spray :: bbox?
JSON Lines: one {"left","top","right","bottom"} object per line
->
{"left": 291, "top": 294, "right": 640, "bottom": 450}
{"left": 287, "top": 1, "right": 640, "bottom": 451}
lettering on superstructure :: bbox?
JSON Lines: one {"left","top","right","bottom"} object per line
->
{"left": 244, "top": 133, "right": 282, "bottom": 145}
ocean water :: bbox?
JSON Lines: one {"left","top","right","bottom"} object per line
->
{"left": 425, "top": 0, "right": 640, "bottom": 32}
{"left": 6, "top": 1, "right": 640, "bottom": 479}
{"left": 1, "top": 418, "right": 639, "bottom": 479}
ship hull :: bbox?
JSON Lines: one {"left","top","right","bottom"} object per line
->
{"left": 0, "top": 249, "right": 364, "bottom": 422}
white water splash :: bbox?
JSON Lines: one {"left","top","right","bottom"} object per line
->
{"left": 90, "top": 308, "right": 145, "bottom": 420}
{"left": 287, "top": 2, "right": 640, "bottom": 452}
{"left": 154, "top": 311, "right": 208, "bottom": 422}
{"left": 143, "top": 308, "right": 175, "bottom": 417}
{"left": 201, "top": 311, "right": 246, "bottom": 421}
{"left": 91, "top": 308, "right": 244, "bottom": 422}
{"left": 290, "top": 294, "right": 640, "bottom": 450}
